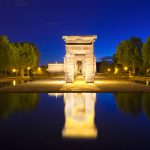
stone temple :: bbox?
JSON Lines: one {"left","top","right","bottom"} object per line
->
{"left": 47, "top": 35, "right": 97, "bottom": 83}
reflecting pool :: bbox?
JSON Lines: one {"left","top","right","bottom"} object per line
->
{"left": 0, "top": 79, "right": 31, "bottom": 88}
{"left": 0, "top": 93, "right": 150, "bottom": 150}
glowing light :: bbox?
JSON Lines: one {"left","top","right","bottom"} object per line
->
{"left": 114, "top": 68, "right": 119, "bottom": 74}
{"left": 146, "top": 81, "right": 149, "bottom": 86}
{"left": 12, "top": 69, "right": 16, "bottom": 73}
{"left": 27, "top": 67, "right": 31, "bottom": 70}
{"left": 124, "top": 66, "right": 128, "bottom": 71}
{"left": 38, "top": 67, "right": 41, "bottom": 71}
{"left": 48, "top": 93, "right": 64, "bottom": 97}
{"left": 107, "top": 68, "right": 111, "bottom": 72}
{"left": 13, "top": 80, "right": 16, "bottom": 86}
{"left": 95, "top": 80, "right": 120, "bottom": 84}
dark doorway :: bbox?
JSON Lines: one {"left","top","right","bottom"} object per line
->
{"left": 77, "top": 61, "right": 83, "bottom": 75}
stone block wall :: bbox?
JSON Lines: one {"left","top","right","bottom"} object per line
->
{"left": 47, "top": 63, "right": 64, "bottom": 74}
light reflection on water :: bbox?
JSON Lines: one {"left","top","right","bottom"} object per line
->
{"left": 0, "top": 93, "right": 150, "bottom": 149}
{"left": 13, "top": 80, "right": 16, "bottom": 86}
{"left": 0, "top": 79, "right": 31, "bottom": 88}
{"left": 62, "top": 93, "right": 97, "bottom": 139}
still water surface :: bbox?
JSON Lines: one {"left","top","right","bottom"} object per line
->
{"left": 0, "top": 93, "right": 150, "bottom": 150}
{"left": 0, "top": 79, "right": 31, "bottom": 88}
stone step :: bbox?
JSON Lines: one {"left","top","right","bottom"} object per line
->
{"left": 75, "top": 75, "right": 84, "bottom": 81}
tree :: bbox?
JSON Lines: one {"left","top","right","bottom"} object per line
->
{"left": 12, "top": 42, "right": 39, "bottom": 77}
{"left": 114, "top": 93, "right": 143, "bottom": 116}
{"left": 116, "top": 37, "right": 143, "bottom": 75}
{"left": 0, "top": 35, "right": 11, "bottom": 76}
{"left": 130, "top": 37, "right": 143, "bottom": 74}
{"left": 142, "top": 93, "right": 150, "bottom": 119}
{"left": 142, "top": 37, "right": 150, "bottom": 74}
{"left": 0, "top": 35, "right": 40, "bottom": 77}
{"left": 99, "top": 60, "right": 111, "bottom": 73}
{"left": 0, "top": 93, "right": 39, "bottom": 120}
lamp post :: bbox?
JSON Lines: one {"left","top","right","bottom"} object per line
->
{"left": 27, "top": 67, "right": 31, "bottom": 77}
{"left": 114, "top": 68, "right": 119, "bottom": 74}
{"left": 38, "top": 67, "right": 41, "bottom": 71}
{"left": 124, "top": 66, "right": 128, "bottom": 76}
{"left": 124, "top": 66, "right": 128, "bottom": 71}
{"left": 107, "top": 68, "right": 111, "bottom": 74}
{"left": 12, "top": 69, "right": 17, "bottom": 76}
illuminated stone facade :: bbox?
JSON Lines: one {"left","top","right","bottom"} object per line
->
{"left": 63, "top": 36, "right": 97, "bottom": 83}
{"left": 47, "top": 35, "right": 97, "bottom": 83}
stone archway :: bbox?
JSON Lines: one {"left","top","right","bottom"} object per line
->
{"left": 63, "top": 36, "right": 97, "bottom": 83}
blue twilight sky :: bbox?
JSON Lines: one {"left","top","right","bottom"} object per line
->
{"left": 0, "top": 0, "right": 150, "bottom": 65}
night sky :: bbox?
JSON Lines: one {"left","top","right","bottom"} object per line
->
{"left": 0, "top": 0, "right": 150, "bottom": 65}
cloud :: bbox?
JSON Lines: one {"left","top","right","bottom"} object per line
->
{"left": 14, "top": 0, "right": 29, "bottom": 6}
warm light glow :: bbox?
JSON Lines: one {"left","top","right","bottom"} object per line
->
{"left": 95, "top": 80, "right": 120, "bottom": 84}
{"left": 56, "top": 93, "right": 58, "bottom": 98}
{"left": 12, "top": 69, "right": 16, "bottom": 73}
{"left": 38, "top": 67, "right": 41, "bottom": 71}
{"left": 114, "top": 68, "right": 119, "bottom": 74}
{"left": 124, "top": 66, "right": 128, "bottom": 71}
{"left": 13, "top": 80, "right": 16, "bottom": 86}
{"left": 27, "top": 67, "right": 31, "bottom": 70}
{"left": 62, "top": 93, "right": 97, "bottom": 139}
{"left": 35, "top": 80, "right": 65, "bottom": 85}
{"left": 107, "top": 68, "right": 111, "bottom": 72}
{"left": 48, "top": 93, "right": 64, "bottom": 97}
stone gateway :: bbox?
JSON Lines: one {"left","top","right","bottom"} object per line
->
{"left": 48, "top": 35, "right": 97, "bottom": 83}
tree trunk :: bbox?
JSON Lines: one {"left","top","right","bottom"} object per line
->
{"left": 15, "top": 72, "right": 17, "bottom": 77}
{"left": 4, "top": 69, "right": 6, "bottom": 76}
{"left": 20, "top": 68, "right": 24, "bottom": 77}
{"left": 27, "top": 70, "right": 29, "bottom": 77}
{"left": 132, "top": 68, "right": 136, "bottom": 76}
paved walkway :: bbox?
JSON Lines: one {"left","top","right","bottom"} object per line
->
{"left": 0, "top": 77, "right": 150, "bottom": 92}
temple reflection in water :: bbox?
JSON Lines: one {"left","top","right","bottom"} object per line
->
{"left": 62, "top": 93, "right": 97, "bottom": 139}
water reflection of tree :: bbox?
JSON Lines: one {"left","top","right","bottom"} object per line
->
{"left": 0, "top": 93, "right": 39, "bottom": 120}
{"left": 115, "top": 93, "right": 150, "bottom": 119}
{"left": 142, "top": 93, "right": 150, "bottom": 119}
{"left": 114, "top": 93, "right": 143, "bottom": 116}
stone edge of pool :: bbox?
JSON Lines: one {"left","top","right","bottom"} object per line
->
{"left": 0, "top": 79, "right": 150, "bottom": 93}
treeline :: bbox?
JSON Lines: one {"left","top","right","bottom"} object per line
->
{"left": 0, "top": 35, "right": 39, "bottom": 76}
{"left": 98, "top": 36, "right": 150, "bottom": 76}
{"left": 115, "top": 36, "right": 150, "bottom": 75}
{"left": 0, "top": 93, "right": 39, "bottom": 120}
{"left": 114, "top": 93, "right": 150, "bottom": 118}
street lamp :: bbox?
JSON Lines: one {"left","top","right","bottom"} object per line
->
{"left": 12, "top": 69, "right": 16, "bottom": 73}
{"left": 107, "top": 68, "right": 111, "bottom": 72}
{"left": 27, "top": 67, "right": 31, "bottom": 70}
{"left": 114, "top": 68, "right": 119, "bottom": 74}
{"left": 124, "top": 66, "right": 128, "bottom": 71}
{"left": 38, "top": 67, "right": 41, "bottom": 71}
{"left": 27, "top": 67, "right": 31, "bottom": 76}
